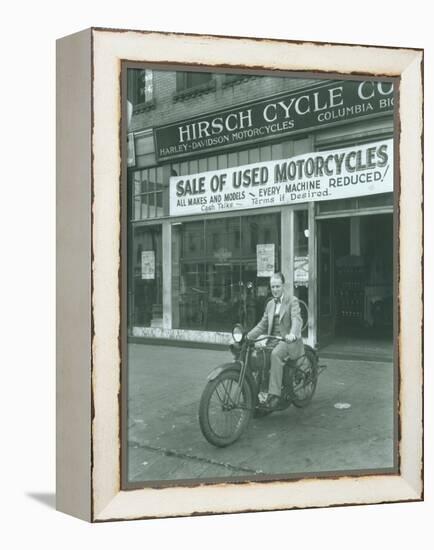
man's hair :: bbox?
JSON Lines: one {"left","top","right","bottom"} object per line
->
{"left": 270, "top": 272, "right": 285, "bottom": 284}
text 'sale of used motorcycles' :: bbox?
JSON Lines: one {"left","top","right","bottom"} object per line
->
{"left": 199, "top": 324, "right": 323, "bottom": 447}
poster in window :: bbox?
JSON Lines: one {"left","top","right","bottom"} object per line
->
{"left": 141, "top": 250, "right": 155, "bottom": 280}
{"left": 257, "top": 244, "right": 275, "bottom": 277}
{"left": 294, "top": 256, "right": 309, "bottom": 285}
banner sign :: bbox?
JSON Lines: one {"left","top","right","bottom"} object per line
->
{"left": 257, "top": 244, "right": 275, "bottom": 277}
{"left": 156, "top": 80, "right": 393, "bottom": 160}
{"left": 141, "top": 250, "right": 155, "bottom": 280}
{"left": 169, "top": 139, "right": 393, "bottom": 217}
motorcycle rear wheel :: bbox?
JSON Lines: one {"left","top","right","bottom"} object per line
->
{"left": 289, "top": 348, "right": 318, "bottom": 408}
{"left": 199, "top": 370, "right": 253, "bottom": 447}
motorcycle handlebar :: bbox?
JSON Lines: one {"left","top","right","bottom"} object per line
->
{"left": 246, "top": 335, "right": 286, "bottom": 344}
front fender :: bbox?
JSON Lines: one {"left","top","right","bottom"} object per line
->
{"left": 207, "top": 362, "right": 241, "bottom": 381}
{"left": 206, "top": 362, "right": 259, "bottom": 396}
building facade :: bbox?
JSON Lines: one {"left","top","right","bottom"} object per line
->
{"left": 126, "top": 67, "right": 395, "bottom": 348}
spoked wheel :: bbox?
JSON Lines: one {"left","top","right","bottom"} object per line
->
{"left": 199, "top": 370, "right": 253, "bottom": 447}
{"left": 289, "top": 348, "right": 318, "bottom": 408}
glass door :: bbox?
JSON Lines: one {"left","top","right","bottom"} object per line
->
{"left": 293, "top": 210, "right": 310, "bottom": 340}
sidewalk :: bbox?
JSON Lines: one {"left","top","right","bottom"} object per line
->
{"left": 320, "top": 336, "right": 393, "bottom": 362}
{"left": 129, "top": 334, "right": 394, "bottom": 362}
{"left": 127, "top": 342, "right": 395, "bottom": 484}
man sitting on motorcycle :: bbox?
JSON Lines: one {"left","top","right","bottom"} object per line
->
{"left": 247, "top": 272, "right": 304, "bottom": 410}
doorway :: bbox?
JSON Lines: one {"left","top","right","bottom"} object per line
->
{"left": 317, "top": 214, "right": 393, "bottom": 349}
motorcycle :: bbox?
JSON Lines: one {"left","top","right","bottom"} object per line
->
{"left": 198, "top": 324, "right": 324, "bottom": 447}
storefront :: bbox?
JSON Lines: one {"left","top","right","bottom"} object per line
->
{"left": 127, "top": 71, "right": 395, "bottom": 348}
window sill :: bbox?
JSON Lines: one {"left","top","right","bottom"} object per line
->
{"left": 222, "top": 75, "right": 259, "bottom": 88}
{"left": 133, "top": 99, "right": 156, "bottom": 114}
{"left": 173, "top": 81, "right": 216, "bottom": 102}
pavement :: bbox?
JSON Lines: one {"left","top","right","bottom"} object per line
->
{"left": 127, "top": 342, "right": 396, "bottom": 484}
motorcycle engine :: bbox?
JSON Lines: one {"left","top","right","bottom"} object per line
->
{"left": 250, "top": 348, "right": 268, "bottom": 373}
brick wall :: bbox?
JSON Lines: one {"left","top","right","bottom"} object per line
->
{"left": 129, "top": 69, "right": 320, "bottom": 132}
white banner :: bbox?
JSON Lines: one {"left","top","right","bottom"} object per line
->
{"left": 169, "top": 139, "right": 393, "bottom": 217}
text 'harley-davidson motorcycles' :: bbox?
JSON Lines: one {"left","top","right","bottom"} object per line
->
{"left": 198, "top": 324, "right": 325, "bottom": 447}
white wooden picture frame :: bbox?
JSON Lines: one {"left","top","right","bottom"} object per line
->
{"left": 56, "top": 28, "right": 423, "bottom": 522}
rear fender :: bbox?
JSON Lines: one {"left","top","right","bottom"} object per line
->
{"left": 285, "top": 344, "right": 318, "bottom": 371}
{"left": 304, "top": 344, "right": 318, "bottom": 360}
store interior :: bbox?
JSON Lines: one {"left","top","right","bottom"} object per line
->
{"left": 317, "top": 214, "right": 394, "bottom": 358}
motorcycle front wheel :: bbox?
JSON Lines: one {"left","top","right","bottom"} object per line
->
{"left": 199, "top": 370, "right": 253, "bottom": 447}
{"left": 289, "top": 348, "right": 318, "bottom": 408}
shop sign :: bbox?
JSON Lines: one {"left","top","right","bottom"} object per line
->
{"left": 141, "top": 250, "right": 155, "bottom": 280}
{"left": 170, "top": 139, "right": 393, "bottom": 217}
{"left": 257, "top": 244, "right": 275, "bottom": 277}
{"left": 294, "top": 256, "right": 309, "bottom": 285}
{"left": 155, "top": 80, "right": 393, "bottom": 160}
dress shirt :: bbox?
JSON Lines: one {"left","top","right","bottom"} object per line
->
{"left": 274, "top": 297, "right": 281, "bottom": 316}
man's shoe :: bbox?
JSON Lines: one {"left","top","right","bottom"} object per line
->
{"left": 262, "top": 394, "right": 281, "bottom": 410}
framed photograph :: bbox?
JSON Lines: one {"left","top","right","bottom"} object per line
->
{"left": 56, "top": 28, "right": 423, "bottom": 522}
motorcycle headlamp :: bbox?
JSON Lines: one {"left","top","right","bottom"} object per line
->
{"left": 232, "top": 324, "right": 244, "bottom": 343}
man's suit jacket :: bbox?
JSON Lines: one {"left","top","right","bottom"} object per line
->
{"left": 247, "top": 293, "right": 302, "bottom": 341}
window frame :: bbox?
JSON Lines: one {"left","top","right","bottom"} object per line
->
{"left": 173, "top": 71, "right": 216, "bottom": 101}
{"left": 127, "top": 68, "right": 155, "bottom": 113}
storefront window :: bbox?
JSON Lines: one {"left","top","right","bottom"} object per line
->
{"left": 130, "top": 225, "right": 163, "bottom": 327}
{"left": 294, "top": 210, "right": 309, "bottom": 337}
{"left": 172, "top": 213, "right": 281, "bottom": 332}
{"left": 357, "top": 192, "right": 394, "bottom": 209}
{"left": 132, "top": 167, "right": 165, "bottom": 220}
{"left": 241, "top": 215, "right": 281, "bottom": 328}
{"left": 318, "top": 193, "right": 393, "bottom": 215}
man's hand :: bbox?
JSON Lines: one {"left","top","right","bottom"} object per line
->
{"left": 285, "top": 333, "right": 297, "bottom": 343}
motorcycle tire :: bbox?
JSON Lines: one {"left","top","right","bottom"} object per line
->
{"left": 289, "top": 348, "right": 318, "bottom": 408}
{"left": 199, "top": 370, "right": 253, "bottom": 447}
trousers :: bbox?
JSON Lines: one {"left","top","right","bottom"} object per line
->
{"left": 269, "top": 339, "right": 304, "bottom": 396}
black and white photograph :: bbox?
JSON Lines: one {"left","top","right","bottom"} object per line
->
{"left": 123, "top": 67, "right": 397, "bottom": 486}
